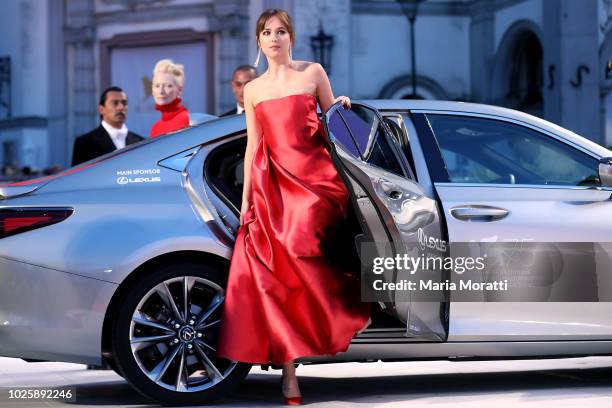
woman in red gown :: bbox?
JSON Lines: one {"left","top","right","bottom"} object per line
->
{"left": 216, "top": 9, "right": 371, "bottom": 405}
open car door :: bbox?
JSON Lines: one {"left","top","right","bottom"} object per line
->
{"left": 323, "top": 102, "right": 448, "bottom": 341}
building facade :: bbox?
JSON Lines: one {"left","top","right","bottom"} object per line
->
{"left": 0, "top": 0, "right": 610, "bottom": 172}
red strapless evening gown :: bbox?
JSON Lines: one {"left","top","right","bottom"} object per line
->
{"left": 216, "top": 93, "right": 370, "bottom": 365}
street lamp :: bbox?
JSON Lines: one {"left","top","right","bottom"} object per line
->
{"left": 310, "top": 22, "right": 334, "bottom": 75}
{"left": 397, "top": 0, "right": 426, "bottom": 98}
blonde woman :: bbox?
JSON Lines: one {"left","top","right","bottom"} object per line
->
{"left": 150, "top": 59, "right": 189, "bottom": 138}
{"left": 216, "top": 8, "right": 370, "bottom": 405}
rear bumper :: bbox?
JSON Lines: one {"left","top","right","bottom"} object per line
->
{"left": 0, "top": 256, "right": 116, "bottom": 365}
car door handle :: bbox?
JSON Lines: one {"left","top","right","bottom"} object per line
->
{"left": 379, "top": 180, "right": 403, "bottom": 199}
{"left": 450, "top": 205, "right": 509, "bottom": 221}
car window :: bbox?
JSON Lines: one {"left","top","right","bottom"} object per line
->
{"left": 204, "top": 138, "right": 246, "bottom": 211}
{"left": 365, "top": 125, "right": 405, "bottom": 176}
{"left": 439, "top": 148, "right": 501, "bottom": 183}
{"left": 339, "top": 106, "right": 374, "bottom": 157}
{"left": 326, "top": 105, "right": 407, "bottom": 178}
{"left": 384, "top": 115, "right": 417, "bottom": 179}
{"left": 328, "top": 109, "right": 360, "bottom": 158}
{"left": 426, "top": 114, "right": 600, "bottom": 186}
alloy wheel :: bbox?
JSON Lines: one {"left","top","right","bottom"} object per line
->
{"left": 128, "top": 276, "right": 236, "bottom": 392}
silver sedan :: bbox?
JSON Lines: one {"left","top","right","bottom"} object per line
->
{"left": 1, "top": 100, "right": 611, "bottom": 405}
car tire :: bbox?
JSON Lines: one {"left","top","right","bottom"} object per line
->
{"left": 103, "top": 356, "right": 123, "bottom": 377}
{"left": 111, "top": 262, "right": 251, "bottom": 405}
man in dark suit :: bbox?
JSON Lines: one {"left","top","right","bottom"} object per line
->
{"left": 72, "top": 86, "right": 144, "bottom": 166}
{"left": 220, "top": 65, "right": 258, "bottom": 117}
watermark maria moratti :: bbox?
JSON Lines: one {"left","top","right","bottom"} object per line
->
{"left": 359, "top": 228, "right": 608, "bottom": 302}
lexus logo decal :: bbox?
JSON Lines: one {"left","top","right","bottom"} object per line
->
{"left": 180, "top": 327, "right": 196, "bottom": 342}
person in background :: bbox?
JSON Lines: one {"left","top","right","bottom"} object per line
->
{"left": 71, "top": 86, "right": 143, "bottom": 166}
{"left": 221, "top": 65, "right": 258, "bottom": 116}
{"left": 150, "top": 59, "right": 190, "bottom": 138}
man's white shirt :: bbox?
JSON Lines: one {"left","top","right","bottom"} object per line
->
{"left": 101, "top": 120, "right": 128, "bottom": 149}
{"left": 236, "top": 104, "right": 245, "bottom": 115}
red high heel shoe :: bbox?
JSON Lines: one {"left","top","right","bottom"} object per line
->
{"left": 284, "top": 395, "right": 303, "bottom": 406}
{"left": 280, "top": 375, "right": 303, "bottom": 405}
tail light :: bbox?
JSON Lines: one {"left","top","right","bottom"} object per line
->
{"left": 0, "top": 208, "right": 73, "bottom": 239}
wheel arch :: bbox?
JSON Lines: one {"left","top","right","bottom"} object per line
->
{"left": 100, "top": 250, "right": 231, "bottom": 359}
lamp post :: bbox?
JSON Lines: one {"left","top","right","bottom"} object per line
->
{"left": 397, "top": 0, "right": 426, "bottom": 98}
{"left": 310, "top": 22, "right": 334, "bottom": 75}
{"left": 0, "top": 56, "right": 11, "bottom": 119}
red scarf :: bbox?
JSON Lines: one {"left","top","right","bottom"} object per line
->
{"left": 155, "top": 97, "right": 187, "bottom": 120}
{"left": 150, "top": 98, "right": 190, "bottom": 138}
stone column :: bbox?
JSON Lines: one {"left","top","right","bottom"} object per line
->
{"left": 64, "top": 0, "right": 96, "bottom": 149}
{"left": 543, "top": 0, "right": 601, "bottom": 143}
{"left": 48, "top": 0, "right": 68, "bottom": 167}
{"left": 213, "top": 0, "right": 251, "bottom": 115}
{"left": 469, "top": 0, "right": 494, "bottom": 103}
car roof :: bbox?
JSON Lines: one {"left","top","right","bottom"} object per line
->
{"left": 361, "top": 100, "right": 611, "bottom": 157}
{"left": 362, "top": 99, "right": 530, "bottom": 115}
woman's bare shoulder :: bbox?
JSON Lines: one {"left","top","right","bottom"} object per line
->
{"left": 292, "top": 60, "right": 323, "bottom": 73}
{"left": 245, "top": 75, "right": 265, "bottom": 92}
{"left": 243, "top": 76, "right": 265, "bottom": 102}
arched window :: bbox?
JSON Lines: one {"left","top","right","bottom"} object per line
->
{"left": 600, "top": 31, "right": 612, "bottom": 147}
{"left": 491, "top": 22, "right": 545, "bottom": 118}
{"left": 507, "top": 31, "right": 543, "bottom": 115}
{"left": 378, "top": 75, "right": 449, "bottom": 101}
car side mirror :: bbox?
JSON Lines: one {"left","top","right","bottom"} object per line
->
{"left": 598, "top": 157, "right": 612, "bottom": 187}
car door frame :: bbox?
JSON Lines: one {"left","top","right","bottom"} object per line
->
{"left": 323, "top": 102, "right": 449, "bottom": 341}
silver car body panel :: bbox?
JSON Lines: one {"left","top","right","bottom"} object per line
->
{"left": 0, "top": 118, "right": 248, "bottom": 284}
{"left": 0, "top": 257, "right": 116, "bottom": 365}
{"left": 301, "top": 340, "right": 612, "bottom": 363}
{"left": 436, "top": 185, "right": 612, "bottom": 341}
{"left": 0, "top": 184, "right": 41, "bottom": 199}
